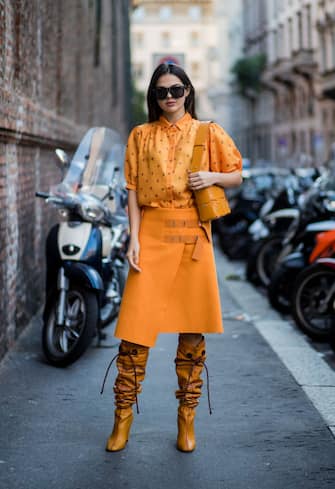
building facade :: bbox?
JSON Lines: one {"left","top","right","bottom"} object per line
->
{"left": 131, "top": 0, "right": 220, "bottom": 120}
{"left": 208, "top": 0, "right": 245, "bottom": 144}
{"left": 0, "top": 0, "right": 131, "bottom": 361}
{"left": 239, "top": 0, "right": 335, "bottom": 166}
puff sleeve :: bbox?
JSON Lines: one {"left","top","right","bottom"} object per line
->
{"left": 124, "top": 127, "right": 141, "bottom": 191}
{"left": 208, "top": 123, "right": 242, "bottom": 174}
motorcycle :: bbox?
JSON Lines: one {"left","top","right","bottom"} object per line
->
{"left": 246, "top": 173, "right": 301, "bottom": 285}
{"left": 291, "top": 230, "right": 335, "bottom": 340}
{"left": 36, "top": 127, "right": 128, "bottom": 367}
{"left": 267, "top": 174, "right": 335, "bottom": 313}
{"left": 215, "top": 169, "right": 287, "bottom": 259}
{"left": 246, "top": 169, "right": 318, "bottom": 286}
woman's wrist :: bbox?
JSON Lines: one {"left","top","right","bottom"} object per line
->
{"left": 129, "top": 233, "right": 139, "bottom": 243}
{"left": 213, "top": 171, "right": 242, "bottom": 188}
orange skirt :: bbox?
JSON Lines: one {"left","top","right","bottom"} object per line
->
{"left": 114, "top": 207, "right": 223, "bottom": 347}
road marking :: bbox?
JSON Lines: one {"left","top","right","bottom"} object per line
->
{"left": 219, "top": 253, "right": 335, "bottom": 437}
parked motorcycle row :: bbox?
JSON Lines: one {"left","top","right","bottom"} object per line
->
{"left": 215, "top": 166, "right": 335, "bottom": 351}
{"left": 36, "top": 127, "right": 129, "bottom": 367}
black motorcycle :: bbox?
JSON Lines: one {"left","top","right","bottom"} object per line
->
{"left": 246, "top": 169, "right": 317, "bottom": 286}
{"left": 292, "top": 254, "right": 335, "bottom": 341}
{"left": 215, "top": 169, "right": 287, "bottom": 259}
{"left": 267, "top": 174, "right": 335, "bottom": 313}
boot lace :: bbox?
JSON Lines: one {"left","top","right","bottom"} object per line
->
{"left": 176, "top": 355, "right": 212, "bottom": 415}
{"left": 100, "top": 351, "right": 140, "bottom": 414}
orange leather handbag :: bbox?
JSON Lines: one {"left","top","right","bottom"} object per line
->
{"left": 191, "top": 122, "right": 231, "bottom": 222}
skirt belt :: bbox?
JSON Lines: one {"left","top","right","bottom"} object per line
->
{"left": 163, "top": 217, "right": 208, "bottom": 261}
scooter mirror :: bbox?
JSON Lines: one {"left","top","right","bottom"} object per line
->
{"left": 55, "top": 149, "right": 70, "bottom": 167}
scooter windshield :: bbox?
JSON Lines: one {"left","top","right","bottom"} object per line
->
{"left": 53, "top": 127, "right": 125, "bottom": 197}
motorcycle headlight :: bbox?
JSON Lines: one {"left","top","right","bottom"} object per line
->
{"left": 324, "top": 199, "right": 335, "bottom": 212}
{"left": 80, "top": 203, "right": 104, "bottom": 222}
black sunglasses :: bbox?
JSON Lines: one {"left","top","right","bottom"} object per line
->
{"left": 154, "top": 84, "right": 187, "bottom": 100}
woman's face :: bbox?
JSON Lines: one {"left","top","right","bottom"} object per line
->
{"left": 155, "top": 73, "right": 190, "bottom": 119}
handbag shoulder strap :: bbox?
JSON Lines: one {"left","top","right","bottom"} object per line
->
{"left": 190, "top": 121, "right": 211, "bottom": 172}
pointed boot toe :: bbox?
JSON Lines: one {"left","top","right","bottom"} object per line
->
{"left": 106, "top": 408, "right": 134, "bottom": 452}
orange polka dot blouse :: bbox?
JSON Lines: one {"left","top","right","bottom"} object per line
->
{"left": 124, "top": 112, "right": 242, "bottom": 208}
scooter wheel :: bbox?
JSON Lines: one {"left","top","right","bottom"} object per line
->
{"left": 292, "top": 264, "right": 335, "bottom": 341}
{"left": 256, "top": 236, "right": 283, "bottom": 287}
{"left": 246, "top": 242, "right": 262, "bottom": 285}
{"left": 42, "top": 286, "right": 98, "bottom": 367}
{"left": 267, "top": 267, "right": 292, "bottom": 313}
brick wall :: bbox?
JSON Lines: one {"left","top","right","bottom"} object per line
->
{"left": 0, "top": 0, "right": 131, "bottom": 360}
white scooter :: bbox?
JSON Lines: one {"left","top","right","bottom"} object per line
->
{"left": 36, "top": 127, "right": 128, "bottom": 367}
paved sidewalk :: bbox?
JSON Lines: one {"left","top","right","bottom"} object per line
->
{"left": 0, "top": 247, "right": 335, "bottom": 489}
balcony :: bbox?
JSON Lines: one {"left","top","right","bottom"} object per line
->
{"left": 291, "top": 49, "right": 317, "bottom": 76}
{"left": 262, "top": 58, "right": 295, "bottom": 89}
{"left": 263, "top": 50, "right": 317, "bottom": 92}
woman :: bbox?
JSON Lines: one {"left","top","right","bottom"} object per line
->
{"left": 104, "top": 63, "right": 242, "bottom": 453}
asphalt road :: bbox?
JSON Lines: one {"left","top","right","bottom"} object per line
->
{"left": 0, "top": 247, "right": 335, "bottom": 489}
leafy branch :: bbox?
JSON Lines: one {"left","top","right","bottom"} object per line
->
{"left": 231, "top": 53, "right": 267, "bottom": 98}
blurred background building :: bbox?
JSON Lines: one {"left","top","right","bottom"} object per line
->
{"left": 208, "top": 0, "right": 245, "bottom": 145}
{"left": 131, "top": 0, "right": 220, "bottom": 120}
{"left": 0, "top": 0, "right": 131, "bottom": 361}
{"left": 237, "top": 0, "right": 335, "bottom": 167}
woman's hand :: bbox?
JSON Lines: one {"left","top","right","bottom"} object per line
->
{"left": 188, "top": 170, "right": 242, "bottom": 190}
{"left": 126, "top": 238, "right": 142, "bottom": 272}
{"left": 188, "top": 171, "right": 217, "bottom": 190}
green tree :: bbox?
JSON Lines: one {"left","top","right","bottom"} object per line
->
{"left": 131, "top": 83, "right": 147, "bottom": 128}
{"left": 231, "top": 53, "right": 267, "bottom": 98}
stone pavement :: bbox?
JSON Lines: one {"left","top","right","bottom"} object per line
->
{"left": 0, "top": 247, "right": 335, "bottom": 489}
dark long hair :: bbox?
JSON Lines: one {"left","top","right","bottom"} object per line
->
{"left": 147, "top": 63, "right": 197, "bottom": 122}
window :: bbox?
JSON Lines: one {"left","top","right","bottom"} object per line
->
{"left": 273, "top": 29, "right": 278, "bottom": 60}
{"left": 288, "top": 18, "right": 293, "bottom": 54}
{"left": 278, "top": 24, "right": 284, "bottom": 59}
{"left": 160, "top": 6, "right": 172, "bottom": 21}
{"left": 322, "top": 108, "right": 328, "bottom": 125}
{"left": 306, "top": 5, "right": 312, "bottom": 49}
{"left": 133, "top": 63, "right": 144, "bottom": 80}
{"left": 320, "top": 32, "right": 327, "bottom": 72}
{"left": 133, "top": 6, "right": 146, "bottom": 21}
{"left": 191, "top": 62, "right": 200, "bottom": 79}
{"left": 297, "top": 12, "right": 303, "bottom": 50}
{"left": 300, "top": 131, "right": 306, "bottom": 153}
{"left": 189, "top": 6, "right": 201, "bottom": 21}
{"left": 161, "top": 32, "right": 170, "bottom": 48}
{"left": 134, "top": 32, "right": 144, "bottom": 48}
{"left": 190, "top": 31, "right": 199, "bottom": 47}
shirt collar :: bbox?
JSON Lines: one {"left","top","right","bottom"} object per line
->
{"left": 158, "top": 112, "right": 192, "bottom": 130}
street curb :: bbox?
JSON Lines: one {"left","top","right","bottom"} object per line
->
{"left": 220, "top": 254, "right": 335, "bottom": 437}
